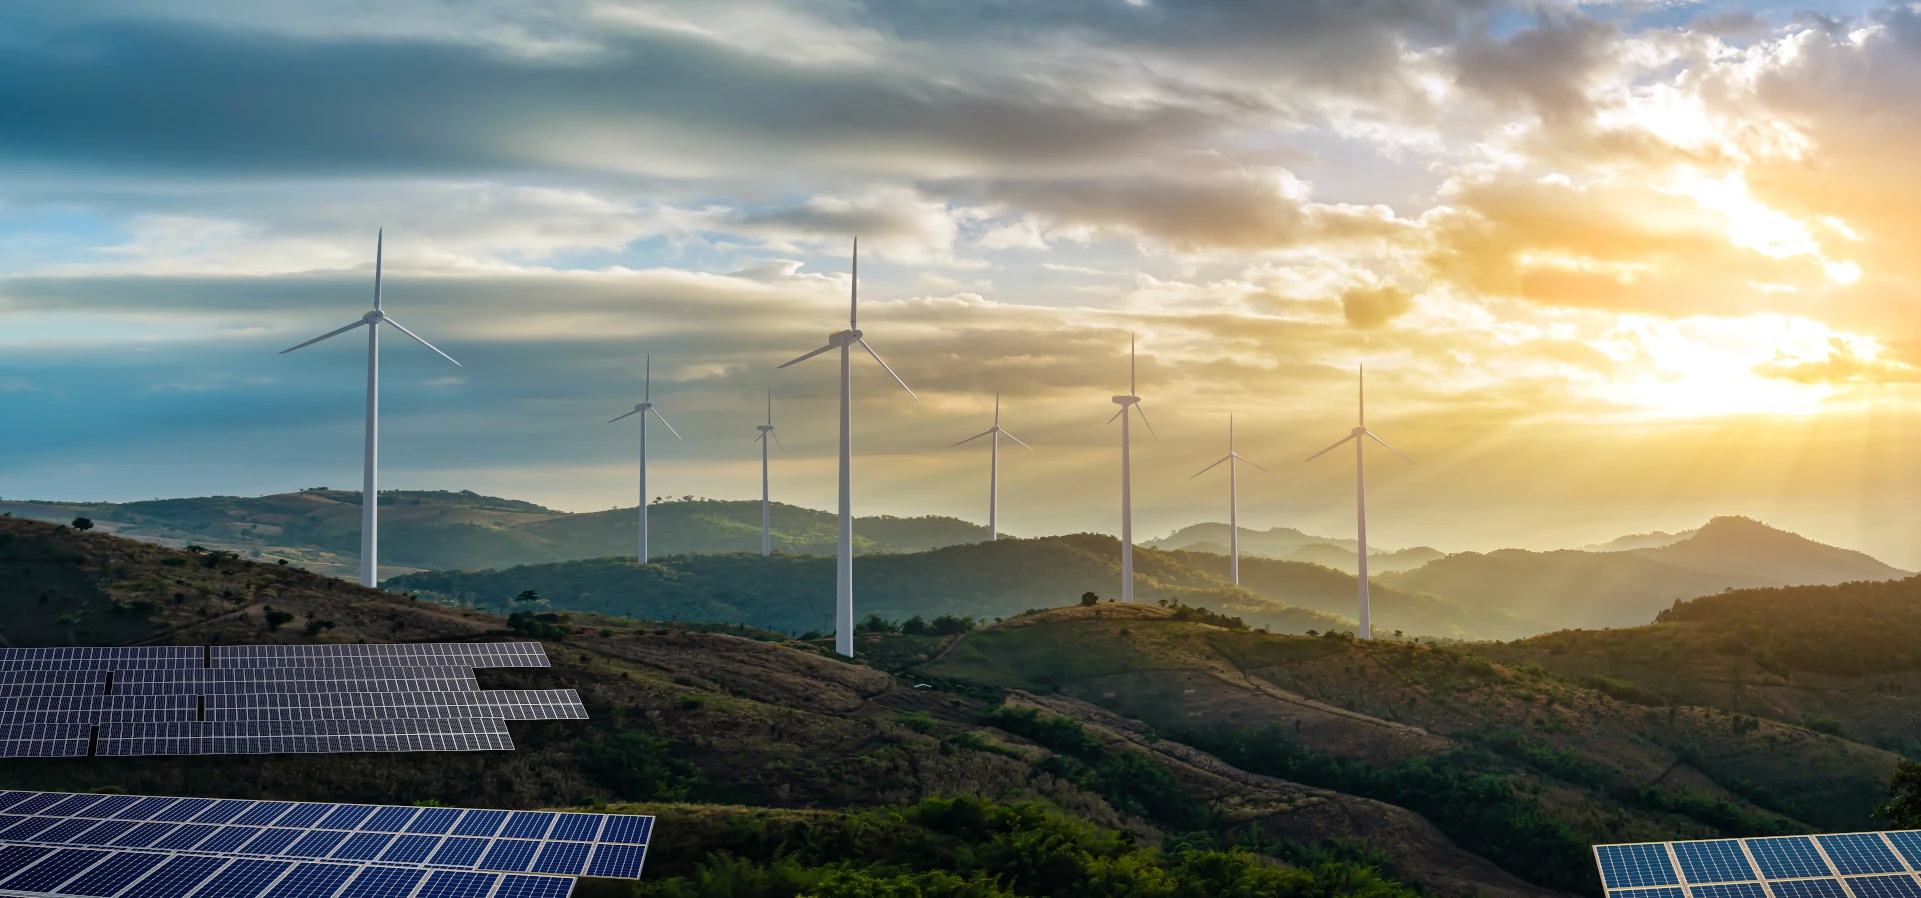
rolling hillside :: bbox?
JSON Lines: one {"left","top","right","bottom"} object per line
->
{"left": 1381, "top": 517, "right": 1908, "bottom": 630}
{"left": 911, "top": 604, "right": 1902, "bottom": 895}
{"left": 1471, "top": 574, "right": 1921, "bottom": 754}
{"left": 0, "top": 514, "right": 1559, "bottom": 898}
{"left": 0, "top": 491, "right": 991, "bottom": 576}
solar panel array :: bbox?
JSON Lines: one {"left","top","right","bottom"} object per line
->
{"left": 0, "top": 790, "right": 653, "bottom": 898}
{"left": 1596, "top": 832, "right": 1921, "bottom": 898}
{"left": 0, "top": 644, "right": 585, "bottom": 757}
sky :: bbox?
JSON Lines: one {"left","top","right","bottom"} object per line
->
{"left": 9, "top": 0, "right": 1921, "bottom": 565}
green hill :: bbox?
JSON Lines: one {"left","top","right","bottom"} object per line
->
{"left": 385, "top": 534, "right": 1358, "bottom": 636}
{"left": 916, "top": 604, "right": 1903, "bottom": 894}
{"left": 0, "top": 491, "right": 991, "bottom": 576}
{"left": 1471, "top": 574, "right": 1921, "bottom": 754}
{"left": 0, "top": 514, "right": 1562, "bottom": 898}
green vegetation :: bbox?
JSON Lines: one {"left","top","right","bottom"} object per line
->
{"left": 627, "top": 796, "right": 1420, "bottom": 898}
{"left": 389, "top": 536, "right": 1361, "bottom": 637}
{"left": 1187, "top": 724, "right": 1596, "bottom": 894}
{"left": 1876, "top": 760, "right": 1921, "bottom": 828}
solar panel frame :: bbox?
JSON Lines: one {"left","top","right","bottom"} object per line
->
{"left": 1596, "top": 832, "right": 1921, "bottom": 898}
{"left": 0, "top": 791, "right": 652, "bottom": 888}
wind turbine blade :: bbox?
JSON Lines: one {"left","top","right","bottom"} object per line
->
{"left": 857, "top": 338, "right": 919, "bottom": 401}
{"left": 1001, "top": 430, "right": 1034, "bottom": 450}
{"left": 778, "top": 343, "right": 836, "bottom": 368}
{"left": 1305, "top": 433, "right": 1358, "bottom": 461}
{"left": 753, "top": 432, "right": 765, "bottom": 444}
{"left": 1106, "top": 408, "right": 1125, "bottom": 425}
{"left": 644, "top": 354, "right": 652, "bottom": 403}
{"left": 953, "top": 429, "right": 995, "bottom": 446}
{"left": 373, "top": 228, "right": 384, "bottom": 311}
{"left": 1367, "top": 431, "right": 1414, "bottom": 464}
{"left": 278, "top": 319, "right": 366, "bottom": 354}
{"left": 1190, "top": 455, "right": 1231, "bottom": 478}
{"left": 380, "top": 317, "right": 461, "bottom": 366}
{"left": 1133, "top": 404, "right": 1159, "bottom": 440}
{"left": 1237, "top": 455, "right": 1273, "bottom": 474}
{"left": 771, "top": 431, "right": 784, "bottom": 451}
{"left": 648, "top": 407, "right": 683, "bottom": 440}
{"left": 608, "top": 409, "right": 641, "bottom": 423}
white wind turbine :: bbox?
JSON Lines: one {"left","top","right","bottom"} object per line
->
{"left": 280, "top": 229, "right": 460, "bottom": 588}
{"left": 608, "top": 355, "right": 681, "bottom": 564}
{"left": 753, "top": 390, "right": 782, "bottom": 556}
{"left": 1190, "top": 414, "right": 1269, "bottom": 585}
{"left": 778, "top": 237, "right": 919, "bottom": 657}
{"left": 1106, "top": 334, "right": 1155, "bottom": 602}
{"left": 953, "top": 392, "right": 1031, "bottom": 542}
{"left": 1305, "top": 365, "right": 1412, "bottom": 639}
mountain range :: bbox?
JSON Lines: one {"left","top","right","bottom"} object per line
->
{"left": 2, "top": 491, "right": 1908, "bottom": 638}
{"left": 2, "top": 514, "right": 1911, "bottom": 898}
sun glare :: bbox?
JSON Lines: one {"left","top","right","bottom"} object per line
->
{"left": 1665, "top": 170, "right": 1859, "bottom": 284}
{"left": 1588, "top": 314, "right": 1853, "bottom": 417}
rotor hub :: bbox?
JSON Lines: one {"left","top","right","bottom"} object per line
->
{"left": 1112, "top": 395, "right": 1140, "bottom": 405}
{"left": 1351, "top": 426, "right": 1367, "bottom": 436}
{"left": 362, "top": 310, "right": 384, "bottom": 323}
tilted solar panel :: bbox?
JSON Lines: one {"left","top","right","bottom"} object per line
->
{"left": 1596, "top": 831, "right": 1921, "bottom": 898}
{"left": 0, "top": 790, "right": 652, "bottom": 898}
{"left": 0, "top": 643, "right": 581, "bottom": 758}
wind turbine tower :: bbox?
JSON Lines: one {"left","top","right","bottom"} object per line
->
{"left": 608, "top": 355, "right": 681, "bottom": 563}
{"left": 280, "top": 229, "right": 460, "bottom": 588}
{"left": 779, "top": 238, "right": 919, "bottom": 656}
{"left": 1106, "top": 334, "right": 1155, "bottom": 602}
{"left": 953, "top": 392, "right": 1031, "bottom": 541}
{"left": 754, "top": 390, "right": 782, "bottom": 556}
{"left": 1305, "top": 365, "right": 1412, "bottom": 639}
{"left": 1190, "top": 414, "right": 1270, "bottom": 585}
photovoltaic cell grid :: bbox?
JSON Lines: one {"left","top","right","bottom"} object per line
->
{"left": 1595, "top": 832, "right": 1921, "bottom": 898}
{"left": 0, "top": 790, "right": 653, "bottom": 898}
{"left": 0, "top": 644, "right": 585, "bottom": 757}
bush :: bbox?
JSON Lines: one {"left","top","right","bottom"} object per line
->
{"left": 508, "top": 611, "right": 571, "bottom": 639}
{"left": 263, "top": 608, "right": 294, "bottom": 631}
{"left": 1080, "top": 591, "right": 1099, "bottom": 607}
{"left": 70, "top": 517, "right": 93, "bottom": 531}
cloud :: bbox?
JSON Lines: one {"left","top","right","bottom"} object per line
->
{"left": 1340, "top": 284, "right": 1414, "bottom": 328}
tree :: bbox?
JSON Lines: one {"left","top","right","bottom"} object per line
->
{"left": 263, "top": 608, "right": 294, "bottom": 631}
{"left": 1080, "top": 591, "right": 1100, "bottom": 607}
{"left": 900, "top": 615, "right": 929, "bottom": 636}
{"left": 70, "top": 517, "right": 94, "bottom": 531}
{"left": 514, "top": 589, "right": 543, "bottom": 603}
{"left": 1877, "top": 759, "right": 1921, "bottom": 828}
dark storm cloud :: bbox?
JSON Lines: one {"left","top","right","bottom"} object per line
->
{"left": 0, "top": 13, "right": 1235, "bottom": 179}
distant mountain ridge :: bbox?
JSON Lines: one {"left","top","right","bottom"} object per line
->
{"left": 1382, "top": 516, "right": 1908, "bottom": 630}
{"left": 1149, "top": 523, "right": 1444, "bottom": 574}
{"left": 0, "top": 490, "right": 991, "bottom": 577}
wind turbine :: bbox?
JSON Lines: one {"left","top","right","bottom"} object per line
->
{"left": 1190, "top": 414, "right": 1269, "bottom": 585}
{"left": 754, "top": 390, "right": 782, "bottom": 556}
{"left": 280, "top": 229, "right": 459, "bottom": 588}
{"left": 1305, "top": 365, "right": 1412, "bottom": 639}
{"left": 1106, "top": 334, "right": 1155, "bottom": 602}
{"left": 953, "top": 392, "right": 1031, "bottom": 542}
{"left": 608, "top": 355, "right": 681, "bottom": 564}
{"left": 778, "top": 237, "right": 919, "bottom": 657}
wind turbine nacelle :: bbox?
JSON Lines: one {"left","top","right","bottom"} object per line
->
{"left": 362, "top": 310, "right": 385, "bottom": 323}
{"left": 1352, "top": 426, "right": 1368, "bottom": 436}
{"left": 1112, "top": 395, "right": 1139, "bottom": 405}
{"left": 757, "top": 425, "right": 775, "bottom": 433}
{"left": 829, "top": 329, "right": 863, "bottom": 345}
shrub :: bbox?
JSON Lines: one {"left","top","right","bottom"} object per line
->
{"left": 70, "top": 517, "right": 94, "bottom": 531}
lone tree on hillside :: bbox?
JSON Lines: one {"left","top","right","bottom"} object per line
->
{"left": 1878, "top": 759, "right": 1921, "bottom": 828}
{"left": 513, "top": 589, "right": 543, "bottom": 603}
{"left": 1079, "top": 592, "right": 1099, "bottom": 607}
{"left": 70, "top": 517, "right": 93, "bottom": 531}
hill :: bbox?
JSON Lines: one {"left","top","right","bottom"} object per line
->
{"left": 916, "top": 605, "right": 1904, "bottom": 894}
{"left": 1380, "top": 517, "right": 1908, "bottom": 630}
{"left": 387, "top": 534, "right": 1547, "bottom": 640}
{"left": 0, "top": 491, "right": 991, "bottom": 576}
{"left": 385, "top": 534, "right": 1359, "bottom": 637}
{"left": 1471, "top": 574, "right": 1921, "bottom": 754}
{"left": 0, "top": 514, "right": 1564, "bottom": 898}
{"left": 1150, "top": 523, "right": 1443, "bottom": 575}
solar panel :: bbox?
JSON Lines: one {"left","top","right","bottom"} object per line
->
{"left": 0, "top": 791, "right": 652, "bottom": 888}
{"left": 1595, "top": 832, "right": 1921, "bottom": 898}
{"left": 0, "top": 643, "right": 580, "bottom": 758}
